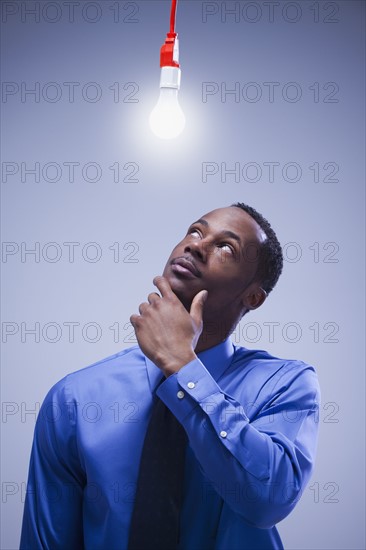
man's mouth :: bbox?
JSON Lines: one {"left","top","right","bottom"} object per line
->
{"left": 171, "top": 257, "right": 202, "bottom": 278}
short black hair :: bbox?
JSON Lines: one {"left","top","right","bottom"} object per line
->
{"left": 230, "top": 202, "right": 283, "bottom": 295}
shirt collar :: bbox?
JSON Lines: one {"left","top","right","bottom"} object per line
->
{"left": 145, "top": 338, "right": 235, "bottom": 393}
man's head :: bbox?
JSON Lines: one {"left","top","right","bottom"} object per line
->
{"left": 162, "top": 203, "right": 283, "bottom": 332}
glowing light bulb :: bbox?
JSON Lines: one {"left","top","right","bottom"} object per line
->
{"left": 149, "top": 66, "right": 185, "bottom": 140}
{"left": 149, "top": 88, "right": 185, "bottom": 140}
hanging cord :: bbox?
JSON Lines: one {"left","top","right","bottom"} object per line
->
{"left": 170, "top": 0, "right": 178, "bottom": 34}
{"left": 160, "top": 0, "right": 180, "bottom": 67}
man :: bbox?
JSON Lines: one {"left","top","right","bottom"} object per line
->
{"left": 20, "top": 202, "right": 320, "bottom": 550}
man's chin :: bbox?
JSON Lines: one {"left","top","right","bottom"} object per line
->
{"left": 164, "top": 273, "right": 196, "bottom": 310}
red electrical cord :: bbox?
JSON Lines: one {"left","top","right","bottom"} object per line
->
{"left": 160, "top": 0, "right": 180, "bottom": 68}
{"left": 170, "top": 0, "right": 177, "bottom": 34}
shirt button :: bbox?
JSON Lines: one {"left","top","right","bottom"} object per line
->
{"left": 177, "top": 390, "right": 185, "bottom": 399}
{"left": 220, "top": 430, "right": 228, "bottom": 438}
{"left": 187, "top": 382, "right": 195, "bottom": 389}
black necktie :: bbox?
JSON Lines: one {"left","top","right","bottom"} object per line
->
{"left": 128, "top": 383, "right": 188, "bottom": 550}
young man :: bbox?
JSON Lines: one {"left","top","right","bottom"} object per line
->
{"left": 20, "top": 203, "right": 320, "bottom": 549}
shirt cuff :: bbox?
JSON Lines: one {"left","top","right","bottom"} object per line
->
{"left": 156, "top": 358, "right": 223, "bottom": 423}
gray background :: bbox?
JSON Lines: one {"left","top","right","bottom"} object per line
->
{"left": 1, "top": 0, "right": 365, "bottom": 548}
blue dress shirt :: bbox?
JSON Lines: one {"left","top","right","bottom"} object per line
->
{"left": 20, "top": 339, "right": 320, "bottom": 549}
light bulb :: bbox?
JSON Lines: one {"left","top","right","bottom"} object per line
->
{"left": 149, "top": 66, "right": 185, "bottom": 140}
{"left": 150, "top": 88, "right": 185, "bottom": 140}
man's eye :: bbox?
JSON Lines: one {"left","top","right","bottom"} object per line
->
{"left": 218, "top": 243, "right": 234, "bottom": 253}
{"left": 188, "top": 229, "right": 201, "bottom": 237}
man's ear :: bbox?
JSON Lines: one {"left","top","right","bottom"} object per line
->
{"left": 242, "top": 283, "right": 267, "bottom": 311}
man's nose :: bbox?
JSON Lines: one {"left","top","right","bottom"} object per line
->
{"left": 184, "top": 239, "right": 208, "bottom": 262}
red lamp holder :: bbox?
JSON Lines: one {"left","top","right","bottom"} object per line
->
{"left": 160, "top": 32, "right": 179, "bottom": 68}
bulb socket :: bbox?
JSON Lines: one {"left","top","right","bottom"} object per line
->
{"left": 159, "top": 66, "right": 181, "bottom": 90}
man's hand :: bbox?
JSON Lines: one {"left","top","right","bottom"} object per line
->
{"left": 130, "top": 276, "right": 208, "bottom": 377}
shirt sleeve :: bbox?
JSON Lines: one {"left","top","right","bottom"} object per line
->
{"left": 156, "top": 357, "right": 320, "bottom": 529}
{"left": 20, "top": 377, "right": 86, "bottom": 549}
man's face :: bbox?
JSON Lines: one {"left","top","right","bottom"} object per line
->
{"left": 162, "top": 207, "right": 267, "bottom": 319}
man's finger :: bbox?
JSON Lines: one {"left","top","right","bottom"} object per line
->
{"left": 153, "top": 276, "right": 174, "bottom": 298}
{"left": 138, "top": 302, "right": 150, "bottom": 315}
{"left": 130, "top": 313, "right": 140, "bottom": 327}
{"left": 190, "top": 290, "right": 208, "bottom": 326}
{"left": 147, "top": 292, "right": 160, "bottom": 304}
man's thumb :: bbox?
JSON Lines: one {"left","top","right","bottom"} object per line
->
{"left": 190, "top": 290, "right": 208, "bottom": 324}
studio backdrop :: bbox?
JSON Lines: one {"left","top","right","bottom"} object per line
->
{"left": 1, "top": 1, "right": 365, "bottom": 549}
